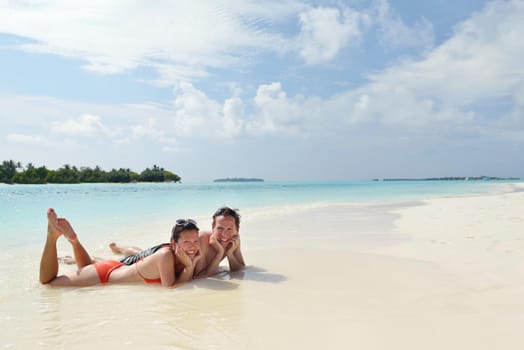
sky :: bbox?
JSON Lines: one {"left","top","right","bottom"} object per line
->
{"left": 1, "top": 0, "right": 523, "bottom": 182}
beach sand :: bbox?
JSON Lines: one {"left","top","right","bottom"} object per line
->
{"left": 1, "top": 185, "right": 524, "bottom": 349}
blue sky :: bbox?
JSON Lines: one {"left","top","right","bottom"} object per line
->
{"left": 1, "top": 0, "right": 523, "bottom": 182}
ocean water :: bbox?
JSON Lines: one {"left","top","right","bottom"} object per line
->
{"left": 0, "top": 180, "right": 516, "bottom": 251}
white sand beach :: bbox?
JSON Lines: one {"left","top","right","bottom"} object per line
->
{"left": 1, "top": 184, "right": 524, "bottom": 349}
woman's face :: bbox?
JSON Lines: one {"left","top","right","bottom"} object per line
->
{"left": 177, "top": 229, "right": 200, "bottom": 260}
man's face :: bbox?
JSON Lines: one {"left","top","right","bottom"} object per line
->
{"left": 177, "top": 229, "right": 200, "bottom": 260}
{"left": 213, "top": 215, "right": 238, "bottom": 249}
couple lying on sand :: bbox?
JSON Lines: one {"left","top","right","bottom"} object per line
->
{"left": 40, "top": 206, "right": 245, "bottom": 288}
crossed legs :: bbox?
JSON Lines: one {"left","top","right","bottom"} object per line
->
{"left": 39, "top": 208, "right": 94, "bottom": 284}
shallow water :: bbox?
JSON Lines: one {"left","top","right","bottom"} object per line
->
{"left": 0, "top": 180, "right": 512, "bottom": 251}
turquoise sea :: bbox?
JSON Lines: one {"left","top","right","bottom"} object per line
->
{"left": 0, "top": 180, "right": 518, "bottom": 251}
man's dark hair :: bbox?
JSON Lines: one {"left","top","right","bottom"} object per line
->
{"left": 212, "top": 206, "right": 240, "bottom": 229}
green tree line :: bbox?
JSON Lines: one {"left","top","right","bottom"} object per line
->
{"left": 0, "top": 160, "right": 181, "bottom": 184}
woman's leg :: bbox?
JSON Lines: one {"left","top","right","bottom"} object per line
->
{"left": 58, "top": 255, "right": 105, "bottom": 265}
{"left": 39, "top": 208, "right": 61, "bottom": 284}
{"left": 40, "top": 208, "right": 100, "bottom": 286}
{"left": 47, "top": 264, "right": 102, "bottom": 287}
{"left": 58, "top": 218, "right": 93, "bottom": 268}
{"left": 109, "top": 242, "right": 143, "bottom": 256}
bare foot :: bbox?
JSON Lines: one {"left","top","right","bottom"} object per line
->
{"left": 57, "top": 218, "right": 78, "bottom": 242}
{"left": 109, "top": 242, "right": 120, "bottom": 254}
{"left": 47, "top": 208, "right": 62, "bottom": 240}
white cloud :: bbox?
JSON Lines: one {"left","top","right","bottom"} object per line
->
{"left": 50, "top": 114, "right": 107, "bottom": 137}
{"left": 130, "top": 118, "right": 162, "bottom": 138}
{"left": 0, "top": 95, "right": 183, "bottom": 149}
{"left": 172, "top": 81, "right": 244, "bottom": 138}
{"left": 495, "top": 81, "right": 524, "bottom": 141}
{"left": 174, "top": 1, "right": 524, "bottom": 139}
{"left": 144, "top": 63, "right": 210, "bottom": 87}
{"left": 4, "top": 0, "right": 524, "bottom": 147}
{"left": 172, "top": 82, "right": 222, "bottom": 135}
{"left": 365, "top": 0, "right": 524, "bottom": 113}
{"left": 7, "top": 133, "right": 45, "bottom": 144}
{"left": 1, "top": 0, "right": 523, "bottom": 145}
{"left": 222, "top": 97, "right": 245, "bottom": 137}
{"left": 0, "top": 0, "right": 439, "bottom": 87}
{"left": 161, "top": 144, "right": 183, "bottom": 153}
{"left": 130, "top": 117, "right": 180, "bottom": 147}
{"left": 0, "top": 0, "right": 300, "bottom": 83}
{"left": 238, "top": 0, "right": 513, "bottom": 138}
{"left": 338, "top": 85, "right": 475, "bottom": 127}
{"left": 296, "top": 6, "right": 367, "bottom": 64}
{"left": 243, "top": 1, "right": 524, "bottom": 136}
{"left": 375, "top": 0, "right": 434, "bottom": 51}
{"left": 251, "top": 82, "right": 301, "bottom": 133}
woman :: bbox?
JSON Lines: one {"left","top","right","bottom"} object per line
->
{"left": 39, "top": 208, "right": 200, "bottom": 288}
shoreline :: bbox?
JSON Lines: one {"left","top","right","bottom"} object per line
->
{"left": 4, "top": 181, "right": 520, "bottom": 265}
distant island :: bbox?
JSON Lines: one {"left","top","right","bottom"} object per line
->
{"left": 373, "top": 176, "right": 520, "bottom": 181}
{"left": 213, "top": 177, "right": 264, "bottom": 182}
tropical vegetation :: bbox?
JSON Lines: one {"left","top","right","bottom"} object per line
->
{"left": 0, "top": 160, "right": 181, "bottom": 184}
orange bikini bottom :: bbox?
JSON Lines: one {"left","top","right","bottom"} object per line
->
{"left": 93, "top": 260, "right": 124, "bottom": 284}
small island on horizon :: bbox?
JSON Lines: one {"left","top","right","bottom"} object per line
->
{"left": 213, "top": 177, "right": 264, "bottom": 182}
{"left": 372, "top": 176, "right": 520, "bottom": 181}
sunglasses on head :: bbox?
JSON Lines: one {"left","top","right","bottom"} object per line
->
{"left": 175, "top": 218, "right": 197, "bottom": 227}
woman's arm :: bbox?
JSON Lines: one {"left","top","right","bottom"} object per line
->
{"left": 156, "top": 250, "right": 176, "bottom": 287}
{"left": 170, "top": 245, "right": 195, "bottom": 288}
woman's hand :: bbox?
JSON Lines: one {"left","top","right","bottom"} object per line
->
{"left": 174, "top": 243, "right": 192, "bottom": 268}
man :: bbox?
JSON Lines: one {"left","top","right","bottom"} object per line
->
{"left": 193, "top": 206, "right": 245, "bottom": 278}
{"left": 109, "top": 206, "right": 245, "bottom": 278}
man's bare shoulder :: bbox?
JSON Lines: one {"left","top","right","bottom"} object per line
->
{"left": 199, "top": 231, "right": 212, "bottom": 244}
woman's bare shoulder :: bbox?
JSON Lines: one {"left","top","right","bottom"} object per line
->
{"left": 149, "top": 247, "right": 174, "bottom": 261}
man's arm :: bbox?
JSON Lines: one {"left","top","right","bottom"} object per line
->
{"left": 226, "top": 236, "right": 245, "bottom": 272}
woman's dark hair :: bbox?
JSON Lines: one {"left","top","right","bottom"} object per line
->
{"left": 171, "top": 218, "right": 199, "bottom": 242}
